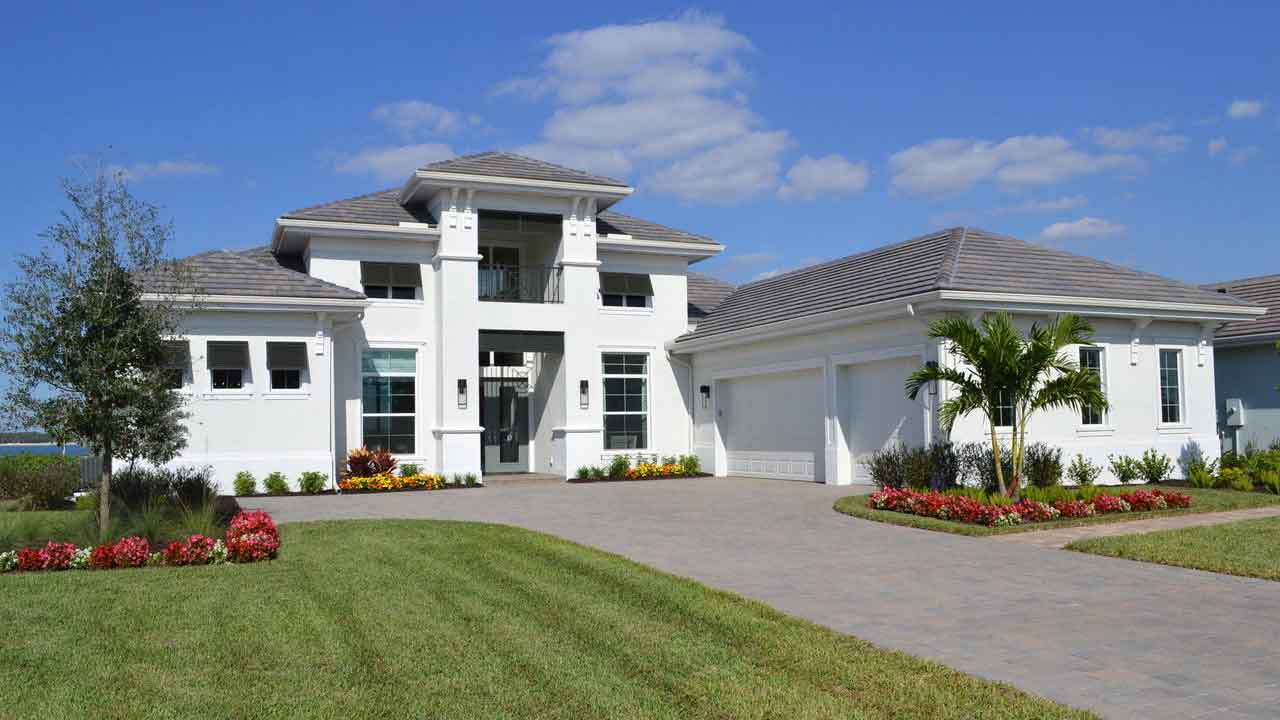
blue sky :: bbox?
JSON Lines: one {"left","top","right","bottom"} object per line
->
{"left": 2, "top": 2, "right": 1277, "bottom": 286}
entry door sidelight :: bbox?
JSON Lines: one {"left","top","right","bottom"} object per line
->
{"left": 499, "top": 384, "right": 519, "bottom": 463}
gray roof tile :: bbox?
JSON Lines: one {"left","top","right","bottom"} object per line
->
{"left": 282, "top": 188, "right": 436, "bottom": 225}
{"left": 1204, "top": 274, "right": 1280, "bottom": 342}
{"left": 148, "top": 247, "right": 365, "bottom": 301}
{"left": 419, "top": 151, "right": 630, "bottom": 188}
{"left": 597, "top": 210, "right": 720, "bottom": 246}
{"left": 679, "top": 227, "right": 1256, "bottom": 343}
{"left": 687, "top": 273, "right": 735, "bottom": 319}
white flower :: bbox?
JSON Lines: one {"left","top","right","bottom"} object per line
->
{"left": 70, "top": 547, "right": 93, "bottom": 570}
{"left": 0, "top": 551, "right": 16, "bottom": 573}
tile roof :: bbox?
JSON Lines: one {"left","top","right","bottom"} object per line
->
{"left": 147, "top": 246, "right": 365, "bottom": 301}
{"left": 281, "top": 188, "right": 436, "bottom": 226}
{"left": 679, "top": 227, "right": 1256, "bottom": 343}
{"left": 1204, "top": 274, "right": 1280, "bottom": 343}
{"left": 687, "top": 273, "right": 735, "bottom": 319}
{"left": 418, "top": 151, "right": 630, "bottom": 188}
{"left": 597, "top": 210, "right": 720, "bottom": 246}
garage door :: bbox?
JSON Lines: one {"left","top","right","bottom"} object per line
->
{"left": 842, "top": 356, "right": 926, "bottom": 484}
{"left": 721, "top": 369, "right": 824, "bottom": 481}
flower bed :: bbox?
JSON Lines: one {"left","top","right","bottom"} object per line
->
{"left": 338, "top": 473, "right": 446, "bottom": 492}
{"left": 866, "top": 487, "right": 1192, "bottom": 528}
{"left": 0, "top": 510, "right": 279, "bottom": 574}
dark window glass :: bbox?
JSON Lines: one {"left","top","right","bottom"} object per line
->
{"left": 271, "top": 369, "right": 301, "bottom": 390}
{"left": 363, "top": 285, "right": 389, "bottom": 299}
{"left": 602, "top": 294, "right": 624, "bottom": 307}
{"left": 993, "top": 390, "right": 1015, "bottom": 428}
{"left": 1079, "top": 347, "right": 1104, "bottom": 425}
{"left": 602, "top": 353, "right": 647, "bottom": 450}
{"left": 390, "top": 286, "right": 416, "bottom": 300}
{"left": 1159, "top": 350, "right": 1181, "bottom": 424}
{"left": 211, "top": 369, "right": 243, "bottom": 390}
{"left": 163, "top": 368, "right": 184, "bottom": 390}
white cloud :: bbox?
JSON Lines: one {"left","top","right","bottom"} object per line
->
{"left": 1087, "top": 122, "right": 1187, "bottom": 153}
{"left": 778, "top": 154, "right": 870, "bottom": 200}
{"left": 1208, "top": 137, "right": 1229, "bottom": 156}
{"left": 334, "top": 143, "right": 454, "bottom": 181}
{"left": 371, "top": 100, "right": 470, "bottom": 137}
{"left": 990, "top": 194, "right": 1088, "bottom": 215}
{"left": 889, "top": 135, "right": 1138, "bottom": 196}
{"left": 648, "top": 131, "right": 789, "bottom": 204}
{"left": 542, "top": 94, "right": 759, "bottom": 159}
{"left": 111, "top": 160, "right": 219, "bottom": 182}
{"left": 1040, "top": 216, "right": 1127, "bottom": 241}
{"left": 1228, "top": 99, "right": 1265, "bottom": 119}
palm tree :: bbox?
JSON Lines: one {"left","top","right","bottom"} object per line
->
{"left": 906, "top": 312, "right": 1107, "bottom": 497}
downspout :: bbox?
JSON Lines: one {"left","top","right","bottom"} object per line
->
{"left": 328, "top": 312, "right": 365, "bottom": 492}
{"left": 667, "top": 350, "right": 696, "bottom": 454}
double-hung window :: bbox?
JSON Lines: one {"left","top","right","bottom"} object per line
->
{"left": 602, "top": 353, "right": 648, "bottom": 449}
{"left": 361, "top": 262, "right": 421, "bottom": 300}
{"left": 1159, "top": 349, "right": 1183, "bottom": 424}
{"left": 362, "top": 349, "right": 416, "bottom": 454}
{"left": 993, "top": 389, "right": 1015, "bottom": 428}
{"left": 162, "top": 341, "right": 190, "bottom": 390}
{"left": 600, "top": 273, "right": 654, "bottom": 309}
{"left": 207, "top": 341, "right": 250, "bottom": 390}
{"left": 1079, "top": 346, "right": 1106, "bottom": 425}
{"left": 267, "top": 342, "right": 308, "bottom": 391}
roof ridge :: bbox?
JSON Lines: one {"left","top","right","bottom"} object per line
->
{"left": 1202, "top": 272, "right": 1280, "bottom": 289}
{"left": 419, "top": 150, "right": 629, "bottom": 187}
{"left": 734, "top": 228, "right": 955, "bottom": 290}
{"left": 936, "top": 227, "right": 968, "bottom": 289}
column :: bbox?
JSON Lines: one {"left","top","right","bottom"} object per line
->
{"left": 555, "top": 197, "right": 604, "bottom": 473}
{"left": 433, "top": 188, "right": 483, "bottom": 477}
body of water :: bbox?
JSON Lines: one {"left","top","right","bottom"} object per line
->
{"left": 0, "top": 444, "right": 92, "bottom": 457}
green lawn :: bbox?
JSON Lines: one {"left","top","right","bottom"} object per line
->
{"left": 0, "top": 508, "right": 97, "bottom": 549}
{"left": 0, "top": 520, "right": 1091, "bottom": 719}
{"left": 833, "top": 486, "right": 1280, "bottom": 537}
{"left": 1067, "top": 515, "right": 1280, "bottom": 580}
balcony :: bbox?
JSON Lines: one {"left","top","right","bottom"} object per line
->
{"left": 478, "top": 265, "right": 563, "bottom": 304}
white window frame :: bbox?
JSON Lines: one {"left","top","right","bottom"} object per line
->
{"left": 601, "top": 350, "right": 650, "bottom": 452}
{"left": 993, "top": 389, "right": 1015, "bottom": 429}
{"left": 361, "top": 262, "right": 423, "bottom": 303}
{"left": 360, "top": 347, "right": 419, "bottom": 455}
{"left": 264, "top": 341, "right": 311, "bottom": 399}
{"left": 1078, "top": 345, "right": 1108, "bottom": 427}
{"left": 1157, "top": 347, "right": 1187, "bottom": 427}
{"left": 204, "top": 339, "right": 253, "bottom": 400}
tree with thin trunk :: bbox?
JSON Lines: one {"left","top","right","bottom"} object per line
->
{"left": 905, "top": 312, "right": 1107, "bottom": 497}
{"left": 0, "top": 170, "right": 196, "bottom": 536}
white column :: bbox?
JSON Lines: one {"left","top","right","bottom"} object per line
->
{"left": 555, "top": 197, "right": 604, "bottom": 473}
{"left": 432, "top": 188, "right": 483, "bottom": 477}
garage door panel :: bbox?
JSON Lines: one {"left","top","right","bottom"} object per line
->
{"left": 722, "top": 369, "right": 823, "bottom": 482}
{"left": 843, "top": 357, "right": 926, "bottom": 483}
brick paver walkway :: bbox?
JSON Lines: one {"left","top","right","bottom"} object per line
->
{"left": 249, "top": 477, "right": 1280, "bottom": 719}
{"left": 992, "top": 505, "right": 1280, "bottom": 549}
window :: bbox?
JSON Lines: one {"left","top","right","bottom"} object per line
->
{"left": 267, "top": 342, "right": 308, "bottom": 391}
{"left": 478, "top": 351, "right": 524, "bottom": 367}
{"left": 360, "top": 262, "right": 421, "bottom": 300}
{"left": 602, "top": 353, "right": 648, "bottom": 449}
{"left": 600, "top": 273, "right": 654, "bottom": 309}
{"left": 362, "top": 349, "right": 416, "bottom": 454}
{"left": 993, "top": 389, "right": 1015, "bottom": 428}
{"left": 162, "top": 341, "right": 189, "bottom": 390}
{"left": 207, "top": 341, "right": 249, "bottom": 391}
{"left": 1079, "top": 347, "right": 1105, "bottom": 425}
{"left": 1159, "top": 349, "right": 1182, "bottom": 424}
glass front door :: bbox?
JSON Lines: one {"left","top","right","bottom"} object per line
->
{"left": 480, "top": 376, "right": 528, "bottom": 473}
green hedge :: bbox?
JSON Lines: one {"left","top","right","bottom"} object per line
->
{"left": 0, "top": 454, "right": 80, "bottom": 509}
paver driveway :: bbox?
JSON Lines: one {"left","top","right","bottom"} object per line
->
{"left": 249, "top": 477, "right": 1280, "bottom": 719}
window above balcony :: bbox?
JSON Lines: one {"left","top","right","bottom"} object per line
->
{"left": 361, "top": 262, "right": 421, "bottom": 301}
{"left": 600, "top": 272, "right": 653, "bottom": 310}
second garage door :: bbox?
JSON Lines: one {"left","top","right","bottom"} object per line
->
{"left": 720, "top": 368, "right": 824, "bottom": 481}
{"left": 842, "top": 356, "right": 927, "bottom": 484}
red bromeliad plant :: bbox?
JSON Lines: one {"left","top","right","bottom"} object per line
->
{"left": 342, "top": 447, "right": 398, "bottom": 479}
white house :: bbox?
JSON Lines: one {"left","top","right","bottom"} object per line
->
{"left": 1204, "top": 274, "right": 1280, "bottom": 453}
{"left": 152, "top": 153, "right": 1264, "bottom": 492}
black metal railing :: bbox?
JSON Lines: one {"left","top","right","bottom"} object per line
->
{"left": 478, "top": 265, "right": 563, "bottom": 303}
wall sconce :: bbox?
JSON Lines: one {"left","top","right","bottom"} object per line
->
{"left": 457, "top": 378, "right": 467, "bottom": 409}
{"left": 699, "top": 384, "right": 711, "bottom": 409}
{"left": 579, "top": 380, "right": 589, "bottom": 409}
{"left": 925, "top": 361, "right": 939, "bottom": 397}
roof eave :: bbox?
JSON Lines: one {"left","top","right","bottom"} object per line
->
{"left": 596, "top": 235, "right": 723, "bottom": 261}
{"left": 401, "top": 171, "right": 633, "bottom": 208}
{"left": 935, "top": 290, "right": 1267, "bottom": 322}
{"left": 143, "top": 293, "right": 370, "bottom": 313}
{"left": 273, "top": 217, "right": 441, "bottom": 254}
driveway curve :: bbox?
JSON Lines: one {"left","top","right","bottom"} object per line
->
{"left": 248, "top": 476, "right": 1280, "bottom": 719}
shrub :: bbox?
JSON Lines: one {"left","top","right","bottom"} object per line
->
{"left": 607, "top": 455, "right": 631, "bottom": 479}
{"left": 679, "top": 454, "right": 702, "bottom": 476}
{"left": 1136, "top": 449, "right": 1173, "bottom": 484}
{"left": 1021, "top": 485, "right": 1075, "bottom": 505}
{"left": 298, "top": 471, "right": 327, "bottom": 494}
{"left": 343, "top": 448, "right": 397, "bottom": 479}
{"left": 1107, "top": 454, "right": 1140, "bottom": 484}
{"left": 864, "top": 444, "right": 911, "bottom": 489}
{"left": 164, "top": 534, "right": 216, "bottom": 566}
{"left": 957, "top": 442, "right": 1015, "bottom": 494}
{"left": 263, "top": 472, "right": 289, "bottom": 495}
{"left": 1260, "top": 470, "right": 1280, "bottom": 495}
{"left": 111, "top": 466, "right": 216, "bottom": 511}
{"left": 575, "top": 466, "right": 591, "bottom": 480}
{"left": 111, "top": 537, "right": 151, "bottom": 568}
{"left": 588, "top": 465, "right": 605, "bottom": 479}
{"left": 177, "top": 502, "right": 220, "bottom": 538}
{"left": 0, "top": 453, "right": 80, "bottom": 509}
{"left": 225, "top": 510, "right": 280, "bottom": 562}
{"left": 233, "top": 471, "right": 257, "bottom": 496}
{"left": 74, "top": 492, "right": 99, "bottom": 511}
{"left": 902, "top": 447, "right": 933, "bottom": 490}
{"left": 1024, "top": 443, "right": 1063, "bottom": 488}
{"left": 398, "top": 463, "right": 421, "bottom": 477}
{"left": 464, "top": 473, "right": 479, "bottom": 487}
{"left": 1187, "top": 466, "right": 1217, "bottom": 489}
{"left": 1066, "top": 454, "right": 1102, "bottom": 487}
{"left": 927, "top": 442, "right": 960, "bottom": 491}
{"left": 449, "top": 474, "right": 465, "bottom": 486}
{"left": 1218, "top": 467, "right": 1249, "bottom": 491}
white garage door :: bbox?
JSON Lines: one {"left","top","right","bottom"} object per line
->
{"left": 721, "top": 369, "right": 824, "bottom": 481}
{"left": 843, "top": 356, "right": 926, "bottom": 484}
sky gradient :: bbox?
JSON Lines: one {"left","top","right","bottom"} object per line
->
{"left": 2, "top": 2, "right": 1277, "bottom": 287}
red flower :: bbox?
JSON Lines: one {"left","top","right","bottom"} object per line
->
{"left": 89, "top": 543, "right": 116, "bottom": 570}
{"left": 112, "top": 537, "right": 150, "bottom": 568}
{"left": 164, "top": 534, "right": 216, "bottom": 566}
{"left": 225, "top": 510, "right": 281, "bottom": 563}
{"left": 16, "top": 547, "right": 47, "bottom": 572}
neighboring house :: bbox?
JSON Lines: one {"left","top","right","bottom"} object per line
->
{"left": 1204, "top": 274, "right": 1280, "bottom": 453}
{"left": 148, "top": 152, "right": 724, "bottom": 490}
{"left": 671, "top": 228, "right": 1264, "bottom": 484}
{"left": 686, "top": 273, "right": 735, "bottom": 331}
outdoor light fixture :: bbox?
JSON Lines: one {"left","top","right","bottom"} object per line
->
{"left": 457, "top": 378, "right": 467, "bottom": 409}
{"left": 699, "top": 384, "right": 711, "bottom": 409}
{"left": 579, "top": 380, "right": 590, "bottom": 409}
{"left": 925, "top": 361, "right": 939, "bottom": 396}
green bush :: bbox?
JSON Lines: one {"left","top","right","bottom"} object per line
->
{"left": 399, "top": 463, "right": 421, "bottom": 477}
{"left": 1021, "top": 485, "right": 1075, "bottom": 504}
{"left": 74, "top": 492, "right": 98, "bottom": 511}
{"left": 1024, "top": 443, "right": 1063, "bottom": 487}
{"left": 1217, "top": 467, "right": 1252, "bottom": 492}
{"left": 958, "top": 442, "right": 1015, "bottom": 493}
{"left": 449, "top": 474, "right": 464, "bottom": 486}
{"left": 263, "top": 472, "right": 290, "bottom": 495}
{"left": 1136, "top": 449, "right": 1173, "bottom": 484}
{"left": 111, "top": 466, "right": 216, "bottom": 511}
{"left": 176, "top": 502, "right": 220, "bottom": 537}
{"left": 588, "top": 465, "right": 605, "bottom": 479}
{"left": 1187, "top": 467, "right": 1218, "bottom": 489}
{"left": 298, "top": 471, "right": 328, "bottom": 494}
{"left": 575, "top": 466, "right": 592, "bottom": 480}
{"left": 1066, "top": 454, "right": 1102, "bottom": 486}
{"left": 1260, "top": 470, "right": 1280, "bottom": 495}
{"left": 1107, "top": 454, "right": 1140, "bottom": 484}
{"left": 926, "top": 442, "right": 960, "bottom": 491}
{"left": 0, "top": 453, "right": 80, "bottom": 509}
{"left": 233, "top": 471, "right": 257, "bottom": 496}
{"left": 863, "top": 444, "right": 931, "bottom": 490}
{"left": 678, "top": 454, "right": 702, "bottom": 476}
{"left": 607, "top": 455, "right": 631, "bottom": 479}
{"left": 464, "top": 473, "right": 479, "bottom": 487}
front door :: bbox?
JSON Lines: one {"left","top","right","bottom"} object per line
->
{"left": 481, "top": 377, "right": 529, "bottom": 473}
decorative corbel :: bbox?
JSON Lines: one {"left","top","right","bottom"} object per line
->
{"left": 447, "top": 188, "right": 460, "bottom": 229}
{"left": 1130, "top": 317, "right": 1151, "bottom": 365}
{"left": 1198, "top": 322, "right": 1216, "bottom": 367}
{"left": 463, "top": 189, "right": 475, "bottom": 230}
{"left": 313, "top": 312, "right": 328, "bottom": 356}
{"left": 568, "top": 196, "right": 582, "bottom": 238}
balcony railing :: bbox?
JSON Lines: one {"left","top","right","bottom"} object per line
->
{"left": 478, "top": 265, "right": 563, "bottom": 304}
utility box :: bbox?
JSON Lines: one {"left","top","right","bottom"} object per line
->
{"left": 1225, "top": 398, "right": 1246, "bottom": 427}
